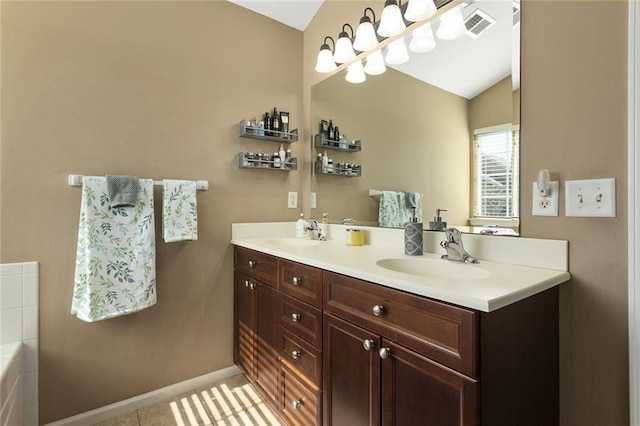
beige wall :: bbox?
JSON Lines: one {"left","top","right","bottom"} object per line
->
{"left": 1, "top": 2, "right": 302, "bottom": 423}
{"left": 305, "top": 0, "right": 630, "bottom": 425}
{"left": 521, "top": 1, "right": 628, "bottom": 425}
{"left": 311, "top": 68, "right": 470, "bottom": 226}
{"left": 469, "top": 76, "right": 519, "bottom": 130}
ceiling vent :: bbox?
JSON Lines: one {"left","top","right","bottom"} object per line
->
{"left": 513, "top": 0, "right": 521, "bottom": 26}
{"left": 464, "top": 9, "right": 496, "bottom": 39}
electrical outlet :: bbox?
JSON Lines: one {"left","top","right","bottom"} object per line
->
{"left": 287, "top": 192, "right": 298, "bottom": 209}
{"left": 310, "top": 192, "right": 317, "bottom": 209}
{"left": 532, "top": 181, "right": 559, "bottom": 216}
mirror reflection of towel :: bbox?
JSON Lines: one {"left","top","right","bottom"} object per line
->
{"left": 106, "top": 175, "right": 139, "bottom": 208}
{"left": 378, "top": 191, "right": 423, "bottom": 228}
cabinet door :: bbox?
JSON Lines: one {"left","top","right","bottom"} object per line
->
{"left": 380, "top": 340, "right": 478, "bottom": 426}
{"left": 323, "top": 313, "right": 381, "bottom": 426}
{"left": 234, "top": 271, "right": 256, "bottom": 379}
{"left": 255, "top": 283, "right": 279, "bottom": 407}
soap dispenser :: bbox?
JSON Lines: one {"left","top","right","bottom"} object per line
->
{"left": 404, "top": 208, "right": 423, "bottom": 256}
{"left": 428, "top": 209, "right": 448, "bottom": 231}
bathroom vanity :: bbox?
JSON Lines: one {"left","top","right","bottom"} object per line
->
{"left": 232, "top": 223, "right": 570, "bottom": 426}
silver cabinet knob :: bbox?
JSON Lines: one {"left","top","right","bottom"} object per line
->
{"left": 291, "top": 350, "right": 302, "bottom": 360}
{"left": 291, "top": 313, "right": 301, "bottom": 322}
{"left": 248, "top": 260, "right": 256, "bottom": 268}
{"left": 379, "top": 347, "right": 391, "bottom": 359}
{"left": 244, "top": 280, "right": 256, "bottom": 290}
{"left": 292, "top": 276, "right": 301, "bottom": 286}
{"left": 372, "top": 305, "right": 385, "bottom": 317}
{"left": 363, "top": 339, "right": 375, "bottom": 351}
{"left": 292, "top": 400, "right": 301, "bottom": 410}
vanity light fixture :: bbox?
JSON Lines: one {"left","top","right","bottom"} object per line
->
{"left": 384, "top": 37, "right": 410, "bottom": 65}
{"left": 377, "top": 0, "right": 406, "bottom": 38}
{"left": 409, "top": 22, "right": 436, "bottom": 53}
{"left": 404, "top": 0, "right": 437, "bottom": 22}
{"left": 537, "top": 169, "right": 551, "bottom": 197}
{"left": 364, "top": 49, "right": 387, "bottom": 75}
{"left": 314, "top": 36, "right": 337, "bottom": 73}
{"left": 353, "top": 8, "right": 379, "bottom": 52}
{"left": 345, "top": 60, "right": 367, "bottom": 84}
{"left": 334, "top": 24, "right": 357, "bottom": 64}
{"left": 436, "top": 5, "right": 467, "bottom": 40}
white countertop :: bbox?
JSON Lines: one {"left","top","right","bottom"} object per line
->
{"left": 231, "top": 223, "right": 570, "bottom": 312}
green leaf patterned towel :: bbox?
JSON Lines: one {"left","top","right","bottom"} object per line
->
{"left": 71, "top": 176, "right": 156, "bottom": 322}
{"left": 162, "top": 180, "right": 198, "bottom": 243}
{"left": 378, "top": 191, "right": 423, "bottom": 228}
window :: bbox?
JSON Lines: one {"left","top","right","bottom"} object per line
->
{"left": 472, "top": 125, "right": 519, "bottom": 219}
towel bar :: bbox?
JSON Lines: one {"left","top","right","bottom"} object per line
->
{"left": 67, "top": 174, "right": 209, "bottom": 191}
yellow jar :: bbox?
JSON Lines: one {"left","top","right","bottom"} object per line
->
{"left": 346, "top": 228, "right": 365, "bottom": 246}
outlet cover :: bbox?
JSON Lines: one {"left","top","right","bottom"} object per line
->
{"left": 532, "top": 181, "right": 559, "bottom": 216}
{"left": 287, "top": 192, "right": 298, "bottom": 209}
{"left": 565, "top": 178, "right": 616, "bottom": 217}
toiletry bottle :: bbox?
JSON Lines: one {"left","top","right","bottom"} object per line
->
{"left": 279, "top": 144, "right": 286, "bottom": 169}
{"left": 296, "top": 213, "right": 308, "bottom": 238}
{"left": 322, "top": 151, "right": 328, "bottom": 173}
{"left": 404, "top": 208, "right": 423, "bottom": 255}
{"left": 428, "top": 209, "right": 448, "bottom": 231}
{"left": 286, "top": 148, "right": 292, "bottom": 169}
{"left": 280, "top": 111, "right": 290, "bottom": 138}
{"left": 334, "top": 126, "right": 340, "bottom": 142}
{"left": 327, "top": 158, "right": 334, "bottom": 174}
{"left": 272, "top": 107, "right": 280, "bottom": 137}
{"left": 272, "top": 152, "right": 280, "bottom": 168}
{"left": 258, "top": 121, "right": 265, "bottom": 137}
{"left": 319, "top": 213, "right": 329, "bottom": 238}
{"left": 328, "top": 120, "right": 334, "bottom": 141}
{"left": 264, "top": 112, "right": 271, "bottom": 137}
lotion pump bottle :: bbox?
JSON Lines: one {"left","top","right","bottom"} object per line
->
{"left": 404, "top": 208, "right": 423, "bottom": 256}
{"left": 295, "top": 213, "right": 308, "bottom": 238}
{"left": 428, "top": 209, "right": 448, "bottom": 231}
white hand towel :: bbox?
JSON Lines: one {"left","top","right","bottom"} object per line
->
{"left": 162, "top": 180, "right": 198, "bottom": 242}
{"left": 72, "top": 176, "right": 156, "bottom": 322}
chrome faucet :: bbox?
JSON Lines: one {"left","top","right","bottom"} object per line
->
{"left": 304, "top": 219, "right": 326, "bottom": 241}
{"left": 440, "top": 228, "right": 479, "bottom": 264}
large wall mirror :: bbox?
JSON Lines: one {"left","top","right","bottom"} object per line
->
{"left": 310, "top": 0, "right": 520, "bottom": 235}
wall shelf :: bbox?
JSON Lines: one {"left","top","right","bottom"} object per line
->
{"left": 239, "top": 120, "right": 298, "bottom": 143}
{"left": 314, "top": 134, "right": 361, "bottom": 152}
{"left": 237, "top": 153, "right": 297, "bottom": 171}
{"left": 314, "top": 161, "right": 361, "bottom": 177}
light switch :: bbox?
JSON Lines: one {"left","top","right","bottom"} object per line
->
{"left": 565, "top": 178, "right": 616, "bottom": 217}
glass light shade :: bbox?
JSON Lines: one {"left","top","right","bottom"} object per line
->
{"left": 404, "top": 0, "right": 437, "bottom": 22}
{"left": 377, "top": 0, "right": 406, "bottom": 37}
{"left": 436, "top": 6, "right": 466, "bottom": 40}
{"left": 315, "top": 47, "right": 337, "bottom": 73}
{"left": 353, "top": 20, "right": 378, "bottom": 52}
{"left": 384, "top": 37, "right": 410, "bottom": 65}
{"left": 334, "top": 34, "right": 356, "bottom": 63}
{"left": 364, "top": 50, "right": 387, "bottom": 75}
{"left": 345, "top": 60, "right": 366, "bottom": 84}
{"left": 409, "top": 23, "right": 436, "bottom": 53}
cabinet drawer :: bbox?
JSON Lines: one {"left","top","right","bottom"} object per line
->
{"left": 280, "top": 294, "right": 322, "bottom": 348}
{"left": 323, "top": 271, "right": 477, "bottom": 377}
{"left": 280, "top": 366, "right": 321, "bottom": 426}
{"left": 279, "top": 259, "right": 323, "bottom": 308}
{"left": 279, "top": 327, "right": 322, "bottom": 388}
{"left": 234, "top": 246, "right": 277, "bottom": 287}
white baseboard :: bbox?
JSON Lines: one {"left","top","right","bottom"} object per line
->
{"left": 45, "top": 365, "right": 241, "bottom": 426}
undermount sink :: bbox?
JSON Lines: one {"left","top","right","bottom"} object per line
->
{"left": 263, "top": 238, "right": 322, "bottom": 248}
{"left": 376, "top": 258, "right": 492, "bottom": 280}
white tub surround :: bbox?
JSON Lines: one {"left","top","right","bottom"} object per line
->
{"left": 0, "top": 262, "right": 39, "bottom": 426}
{"left": 231, "top": 222, "right": 570, "bottom": 312}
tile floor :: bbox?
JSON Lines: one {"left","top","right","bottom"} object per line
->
{"left": 93, "top": 374, "right": 283, "bottom": 426}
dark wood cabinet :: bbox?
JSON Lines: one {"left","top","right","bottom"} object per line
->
{"left": 255, "top": 283, "right": 279, "bottom": 406}
{"left": 234, "top": 271, "right": 255, "bottom": 379}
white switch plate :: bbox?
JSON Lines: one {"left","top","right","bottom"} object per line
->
{"left": 532, "top": 181, "right": 559, "bottom": 216}
{"left": 287, "top": 192, "right": 298, "bottom": 209}
{"left": 310, "top": 192, "right": 317, "bottom": 209}
{"left": 565, "top": 178, "right": 616, "bottom": 217}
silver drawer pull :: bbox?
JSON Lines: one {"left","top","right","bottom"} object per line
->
{"left": 291, "top": 313, "right": 301, "bottom": 322}
{"left": 379, "top": 347, "right": 391, "bottom": 360}
{"left": 248, "top": 260, "right": 256, "bottom": 268}
{"left": 363, "top": 339, "right": 375, "bottom": 351}
{"left": 372, "top": 305, "right": 385, "bottom": 317}
{"left": 244, "top": 280, "right": 256, "bottom": 290}
{"left": 292, "top": 400, "right": 301, "bottom": 410}
{"left": 291, "top": 350, "right": 302, "bottom": 360}
{"left": 292, "top": 276, "right": 302, "bottom": 286}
